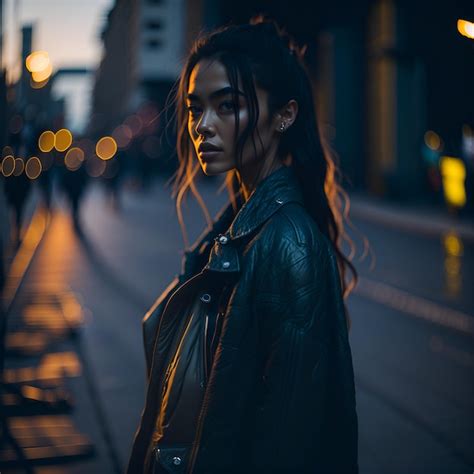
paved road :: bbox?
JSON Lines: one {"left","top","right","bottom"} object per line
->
{"left": 5, "top": 177, "right": 473, "bottom": 473}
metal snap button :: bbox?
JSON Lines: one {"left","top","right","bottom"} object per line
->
{"left": 200, "top": 293, "right": 212, "bottom": 303}
{"left": 222, "top": 261, "right": 230, "bottom": 269}
{"left": 218, "top": 235, "right": 228, "bottom": 244}
{"left": 173, "top": 456, "right": 182, "bottom": 465}
{"left": 276, "top": 198, "right": 283, "bottom": 204}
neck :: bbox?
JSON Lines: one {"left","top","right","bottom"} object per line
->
{"left": 236, "top": 153, "right": 292, "bottom": 202}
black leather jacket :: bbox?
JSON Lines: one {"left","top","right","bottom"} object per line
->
{"left": 127, "top": 164, "right": 359, "bottom": 474}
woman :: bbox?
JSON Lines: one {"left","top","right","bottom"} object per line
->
{"left": 127, "top": 17, "right": 359, "bottom": 474}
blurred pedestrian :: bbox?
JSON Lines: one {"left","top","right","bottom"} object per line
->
{"left": 4, "top": 113, "right": 32, "bottom": 244}
{"left": 128, "top": 17, "right": 359, "bottom": 474}
{"left": 58, "top": 164, "right": 88, "bottom": 233}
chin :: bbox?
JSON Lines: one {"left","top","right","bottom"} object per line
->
{"left": 199, "top": 161, "right": 232, "bottom": 176}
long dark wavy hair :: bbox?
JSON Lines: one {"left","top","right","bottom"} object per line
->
{"left": 166, "top": 16, "right": 361, "bottom": 331}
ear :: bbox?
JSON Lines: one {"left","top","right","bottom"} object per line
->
{"left": 274, "top": 99, "right": 298, "bottom": 133}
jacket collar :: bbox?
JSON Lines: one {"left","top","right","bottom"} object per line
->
{"left": 203, "top": 164, "right": 304, "bottom": 274}
{"left": 228, "top": 163, "right": 304, "bottom": 240}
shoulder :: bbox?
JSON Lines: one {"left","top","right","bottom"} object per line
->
{"left": 246, "top": 203, "right": 333, "bottom": 293}
{"left": 256, "top": 202, "right": 331, "bottom": 259}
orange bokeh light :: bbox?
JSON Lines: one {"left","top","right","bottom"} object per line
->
{"left": 96, "top": 136, "right": 117, "bottom": 160}
{"left": 26, "top": 51, "right": 50, "bottom": 73}
{"left": 55, "top": 129, "right": 73, "bottom": 152}
{"left": 39, "top": 131, "right": 55, "bottom": 152}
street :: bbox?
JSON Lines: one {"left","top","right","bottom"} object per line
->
{"left": 2, "top": 178, "right": 473, "bottom": 473}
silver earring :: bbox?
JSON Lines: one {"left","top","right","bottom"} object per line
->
{"left": 279, "top": 122, "right": 286, "bottom": 132}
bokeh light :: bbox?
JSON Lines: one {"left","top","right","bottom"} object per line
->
{"left": 1, "top": 155, "right": 15, "bottom": 177}
{"left": 86, "top": 155, "right": 107, "bottom": 177}
{"left": 26, "top": 51, "right": 50, "bottom": 73}
{"left": 2, "top": 146, "right": 14, "bottom": 157}
{"left": 76, "top": 138, "right": 95, "bottom": 157}
{"left": 440, "top": 156, "right": 466, "bottom": 207}
{"left": 65, "top": 147, "right": 85, "bottom": 171}
{"left": 112, "top": 124, "right": 133, "bottom": 149}
{"left": 55, "top": 129, "right": 73, "bottom": 152}
{"left": 443, "top": 232, "right": 463, "bottom": 257}
{"left": 13, "top": 158, "right": 25, "bottom": 176}
{"left": 457, "top": 19, "right": 474, "bottom": 39}
{"left": 25, "top": 157, "right": 42, "bottom": 180}
{"left": 39, "top": 131, "right": 55, "bottom": 152}
{"left": 32, "top": 62, "right": 53, "bottom": 83}
{"left": 102, "top": 158, "right": 120, "bottom": 179}
{"left": 424, "top": 130, "right": 441, "bottom": 151}
{"left": 96, "top": 136, "right": 117, "bottom": 160}
{"left": 124, "top": 115, "right": 143, "bottom": 137}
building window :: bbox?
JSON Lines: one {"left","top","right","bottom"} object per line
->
{"left": 146, "top": 20, "right": 163, "bottom": 30}
{"left": 147, "top": 38, "right": 162, "bottom": 49}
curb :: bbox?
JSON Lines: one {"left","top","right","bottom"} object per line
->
{"left": 2, "top": 205, "right": 50, "bottom": 314}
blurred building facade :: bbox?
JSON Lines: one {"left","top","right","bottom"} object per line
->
{"left": 90, "top": 0, "right": 187, "bottom": 135}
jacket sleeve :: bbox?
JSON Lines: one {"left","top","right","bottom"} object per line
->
{"left": 253, "top": 240, "right": 359, "bottom": 474}
{"left": 142, "top": 203, "right": 234, "bottom": 379}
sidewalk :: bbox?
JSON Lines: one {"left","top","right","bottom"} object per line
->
{"left": 1, "top": 204, "right": 118, "bottom": 473}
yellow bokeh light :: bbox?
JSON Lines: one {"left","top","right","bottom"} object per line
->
{"left": 64, "top": 147, "right": 85, "bottom": 171}
{"left": 26, "top": 51, "right": 50, "bottom": 73}
{"left": 25, "top": 156, "right": 42, "bottom": 180}
{"left": 31, "top": 62, "right": 53, "bottom": 83}
{"left": 39, "top": 131, "right": 55, "bottom": 152}
{"left": 1, "top": 155, "right": 15, "bottom": 177}
{"left": 96, "top": 136, "right": 117, "bottom": 160}
{"left": 457, "top": 19, "right": 474, "bottom": 39}
{"left": 440, "top": 156, "right": 466, "bottom": 207}
{"left": 444, "top": 256, "right": 460, "bottom": 274}
{"left": 443, "top": 232, "right": 463, "bottom": 257}
{"left": 55, "top": 129, "right": 73, "bottom": 152}
{"left": 13, "top": 158, "right": 25, "bottom": 176}
{"left": 424, "top": 130, "right": 441, "bottom": 151}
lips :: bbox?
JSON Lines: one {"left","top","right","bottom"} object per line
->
{"left": 198, "top": 142, "right": 222, "bottom": 154}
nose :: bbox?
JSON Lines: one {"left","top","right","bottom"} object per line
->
{"left": 195, "top": 109, "right": 215, "bottom": 138}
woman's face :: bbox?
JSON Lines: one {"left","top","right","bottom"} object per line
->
{"left": 186, "top": 58, "right": 279, "bottom": 176}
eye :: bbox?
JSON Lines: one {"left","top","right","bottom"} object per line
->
{"left": 186, "top": 105, "right": 202, "bottom": 116}
{"left": 219, "top": 101, "right": 238, "bottom": 113}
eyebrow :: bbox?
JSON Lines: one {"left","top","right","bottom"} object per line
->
{"left": 186, "top": 86, "right": 245, "bottom": 102}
